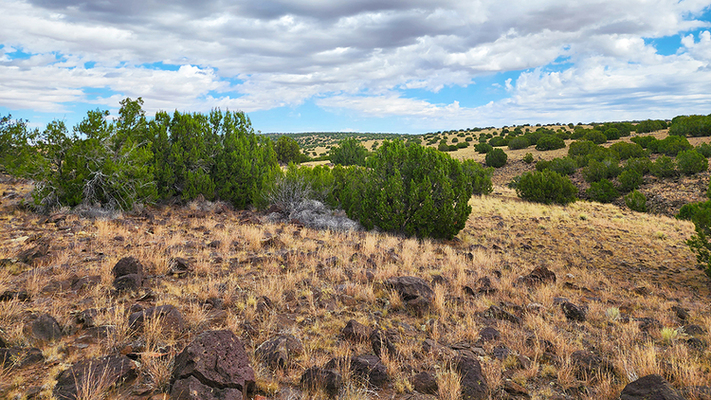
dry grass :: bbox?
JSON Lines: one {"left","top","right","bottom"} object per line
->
{"left": 0, "top": 173, "right": 710, "bottom": 399}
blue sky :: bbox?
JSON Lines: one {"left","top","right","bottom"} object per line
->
{"left": 1, "top": 1, "right": 710, "bottom": 134}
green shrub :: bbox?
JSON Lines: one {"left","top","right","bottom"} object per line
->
{"left": 535, "top": 135, "right": 566, "bottom": 151}
{"left": 669, "top": 114, "right": 711, "bottom": 137}
{"left": 587, "top": 179, "right": 619, "bottom": 203}
{"left": 475, "top": 142, "right": 493, "bottom": 154}
{"left": 515, "top": 170, "right": 577, "bottom": 205}
{"left": 275, "top": 135, "right": 305, "bottom": 164}
{"left": 338, "top": 140, "right": 475, "bottom": 239}
{"left": 584, "top": 130, "right": 607, "bottom": 144}
{"left": 582, "top": 158, "right": 620, "bottom": 183}
{"left": 696, "top": 143, "right": 711, "bottom": 157}
{"left": 604, "top": 128, "right": 620, "bottom": 140}
{"left": 635, "top": 119, "right": 667, "bottom": 133}
{"left": 682, "top": 201, "right": 711, "bottom": 278}
{"left": 571, "top": 128, "right": 589, "bottom": 140}
{"left": 522, "top": 153, "right": 534, "bottom": 164}
{"left": 489, "top": 136, "right": 508, "bottom": 147}
{"left": 438, "top": 139, "right": 450, "bottom": 152}
{"left": 448, "top": 145, "right": 459, "bottom": 151}
{"left": 462, "top": 160, "right": 494, "bottom": 195}
{"left": 649, "top": 135, "right": 692, "bottom": 156}
{"left": 630, "top": 135, "right": 657, "bottom": 149}
{"left": 329, "top": 137, "right": 368, "bottom": 166}
{"left": 609, "top": 142, "right": 646, "bottom": 160}
{"left": 624, "top": 157, "right": 652, "bottom": 175}
{"left": 485, "top": 148, "right": 508, "bottom": 168}
{"left": 508, "top": 136, "right": 530, "bottom": 150}
{"left": 568, "top": 140, "right": 598, "bottom": 157}
{"left": 617, "top": 169, "right": 643, "bottom": 192}
{"left": 650, "top": 156, "right": 678, "bottom": 178}
{"left": 676, "top": 149, "right": 708, "bottom": 175}
{"left": 536, "top": 157, "right": 577, "bottom": 175}
{"left": 625, "top": 190, "right": 647, "bottom": 212}
{"left": 678, "top": 200, "right": 711, "bottom": 221}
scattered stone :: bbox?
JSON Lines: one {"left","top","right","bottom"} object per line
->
{"left": 482, "top": 305, "right": 521, "bottom": 325}
{"left": 406, "top": 295, "right": 431, "bottom": 316}
{"left": 422, "top": 339, "right": 457, "bottom": 359}
{"left": 168, "top": 257, "right": 191, "bottom": 277}
{"left": 207, "top": 240, "right": 222, "bottom": 248}
{"left": 454, "top": 355, "right": 488, "bottom": 400}
{"left": 561, "top": 302, "right": 587, "bottom": 322}
{"left": 635, "top": 317, "right": 662, "bottom": 333}
{"left": 412, "top": 371, "right": 438, "bottom": 395}
{"left": 684, "top": 324, "right": 706, "bottom": 336}
{"left": 349, "top": 355, "right": 389, "bottom": 388}
{"left": 632, "top": 286, "right": 650, "bottom": 296}
{"left": 687, "top": 337, "right": 706, "bottom": 351}
{"left": 517, "top": 266, "right": 556, "bottom": 287}
{"left": 171, "top": 330, "right": 255, "bottom": 400}
{"left": 503, "top": 380, "right": 530, "bottom": 398}
{"left": 128, "top": 305, "right": 185, "bottom": 333}
{"left": 370, "top": 329, "right": 397, "bottom": 357}
{"left": 0, "top": 289, "right": 30, "bottom": 302}
{"left": 0, "top": 335, "right": 6, "bottom": 348}
{"left": 492, "top": 345, "right": 510, "bottom": 361}
{"left": 670, "top": 305, "right": 689, "bottom": 321}
{"left": 300, "top": 367, "right": 342, "bottom": 397}
{"left": 385, "top": 276, "right": 434, "bottom": 302}
{"left": 53, "top": 355, "right": 136, "bottom": 400}
{"left": 112, "top": 256, "right": 144, "bottom": 278}
{"left": 255, "top": 334, "right": 304, "bottom": 369}
{"left": 620, "top": 374, "right": 684, "bottom": 400}
{"left": 113, "top": 274, "right": 142, "bottom": 292}
{"left": 478, "top": 327, "right": 500, "bottom": 343}
{"left": 26, "top": 313, "right": 62, "bottom": 342}
{"left": 70, "top": 275, "right": 101, "bottom": 292}
{"left": 16, "top": 239, "right": 50, "bottom": 265}
{"left": 342, "top": 319, "right": 372, "bottom": 343}
{"left": 570, "top": 350, "right": 614, "bottom": 379}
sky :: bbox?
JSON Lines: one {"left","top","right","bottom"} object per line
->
{"left": 1, "top": 0, "right": 711, "bottom": 134}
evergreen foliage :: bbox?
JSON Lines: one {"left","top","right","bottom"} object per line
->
{"left": 274, "top": 135, "right": 305, "bottom": 164}
{"left": 515, "top": 170, "right": 577, "bottom": 205}
{"left": 675, "top": 149, "right": 708, "bottom": 176}
{"left": 329, "top": 137, "right": 368, "bottom": 166}
{"left": 535, "top": 134, "right": 565, "bottom": 151}
{"left": 669, "top": 114, "right": 711, "bottom": 137}
{"left": 485, "top": 148, "right": 508, "bottom": 168}
{"left": 625, "top": 190, "right": 647, "bottom": 212}
{"left": 587, "top": 179, "right": 619, "bottom": 203}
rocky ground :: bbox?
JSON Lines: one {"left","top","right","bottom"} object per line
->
{"left": 1, "top": 173, "right": 710, "bottom": 400}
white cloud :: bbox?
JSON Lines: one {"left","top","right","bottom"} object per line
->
{"left": 0, "top": 0, "right": 709, "bottom": 129}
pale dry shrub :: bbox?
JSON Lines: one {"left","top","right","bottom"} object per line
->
{"left": 437, "top": 366, "right": 462, "bottom": 400}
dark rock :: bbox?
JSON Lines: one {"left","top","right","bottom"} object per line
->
{"left": 670, "top": 305, "right": 689, "bottom": 321}
{"left": 482, "top": 305, "right": 521, "bottom": 325}
{"left": 0, "top": 347, "right": 18, "bottom": 368}
{"left": 503, "top": 380, "right": 530, "bottom": 398}
{"left": 255, "top": 334, "right": 303, "bottom": 369}
{"left": 113, "top": 273, "right": 142, "bottom": 292}
{"left": 687, "top": 337, "right": 706, "bottom": 351}
{"left": 620, "top": 374, "right": 684, "bottom": 400}
{"left": 26, "top": 313, "right": 62, "bottom": 342}
{"left": 385, "top": 276, "right": 435, "bottom": 302}
{"left": 168, "top": 257, "right": 191, "bottom": 277}
{"left": 300, "top": 367, "right": 342, "bottom": 397}
{"left": 684, "top": 324, "right": 706, "bottom": 336}
{"left": 570, "top": 350, "right": 614, "bottom": 379}
{"left": 53, "top": 355, "right": 136, "bottom": 400}
{"left": 422, "top": 339, "right": 456, "bottom": 359}
{"left": 342, "top": 319, "right": 372, "bottom": 343}
{"left": 478, "top": 327, "right": 500, "bottom": 343}
{"left": 128, "top": 304, "right": 185, "bottom": 333}
{"left": 17, "top": 239, "right": 50, "bottom": 264}
{"left": 170, "top": 330, "right": 255, "bottom": 399}
{"left": 19, "top": 347, "right": 44, "bottom": 367}
{"left": 370, "top": 329, "right": 397, "bottom": 357}
{"left": 635, "top": 317, "right": 661, "bottom": 333}
{"left": 349, "top": 355, "right": 389, "bottom": 388}
{"left": 70, "top": 275, "right": 101, "bottom": 292}
{"left": 407, "top": 295, "right": 431, "bottom": 317}
{"left": 412, "top": 371, "right": 438, "bottom": 395}
{"left": 207, "top": 240, "right": 222, "bottom": 248}
{"left": 679, "top": 386, "right": 711, "bottom": 400}
{"left": 171, "top": 375, "right": 245, "bottom": 400}
{"left": 256, "top": 296, "right": 274, "bottom": 313}
{"left": 561, "top": 302, "right": 587, "bottom": 322}
{"left": 0, "top": 334, "right": 6, "bottom": 348}
{"left": 633, "top": 286, "right": 650, "bottom": 296}
{"left": 112, "top": 256, "right": 144, "bottom": 278}
{"left": 518, "top": 266, "right": 556, "bottom": 287}
{"left": 454, "top": 355, "right": 488, "bottom": 400}
{"left": 0, "top": 289, "right": 30, "bottom": 302}
{"left": 492, "top": 346, "right": 510, "bottom": 360}
{"left": 430, "top": 275, "right": 447, "bottom": 286}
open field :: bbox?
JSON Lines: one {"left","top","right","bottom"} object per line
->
{"left": 1, "top": 174, "right": 710, "bottom": 399}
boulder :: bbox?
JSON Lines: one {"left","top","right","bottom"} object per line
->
{"left": 620, "top": 374, "right": 684, "bottom": 400}
{"left": 255, "top": 334, "right": 303, "bottom": 369}
{"left": 17, "top": 239, "right": 50, "bottom": 265}
{"left": 454, "top": 355, "right": 488, "bottom": 400}
{"left": 113, "top": 274, "right": 142, "bottom": 292}
{"left": 412, "top": 371, "right": 438, "bottom": 395}
{"left": 325, "top": 355, "right": 388, "bottom": 388}
{"left": 482, "top": 305, "right": 521, "bottom": 325}
{"left": 385, "top": 276, "right": 434, "bottom": 302}
{"left": 561, "top": 302, "right": 586, "bottom": 322}
{"left": 112, "top": 256, "right": 144, "bottom": 278}
{"left": 342, "top": 319, "right": 372, "bottom": 343}
{"left": 26, "top": 313, "right": 62, "bottom": 342}
{"left": 168, "top": 257, "right": 191, "bottom": 277}
{"left": 53, "top": 355, "right": 136, "bottom": 400}
{"left": 370, "top": 329, "right": 397, "bottom": 357}
{"left": 300, "top": 367, "right": 343, "bottom": 397}
{"left": 170, "top": 330, "right": 255, "bottom": 400}
{"left": 478, "top": 327, "right": 500, "bottom": 343}
{"left": 517, "top": 266, "right": 556, "bottom": 287}
{"left": 570, "top": 350, "right": 614, "bottom": 379}
{"left": 128, "top": 304, "right": 185, "bottom": 333}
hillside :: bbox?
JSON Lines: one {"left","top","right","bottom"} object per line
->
{"left": 1, "top": 175, "right": 710, "bottom": 400}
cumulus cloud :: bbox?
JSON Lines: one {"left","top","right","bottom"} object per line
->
{"left": 0, "top": 0, "right": 710, "bottom": 130}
